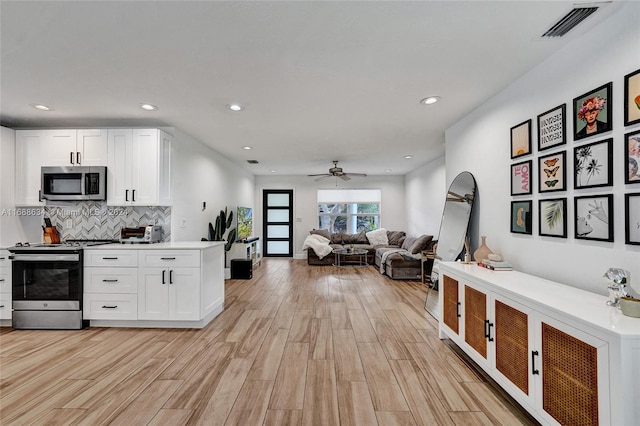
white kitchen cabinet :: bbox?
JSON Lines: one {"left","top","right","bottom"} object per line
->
{"left": 138, "top": 266, "right": 199, "bottom": 321}
{"left": 107, "top": 128, "right": 171, "bottom": 206}
{"left": 15, "top": 130, "right": 45, "bottom": 206}
{"left": 0, "top": 250, "right": 11, "bottom": 320}
{"left": 439, "top": 263, "right": 637, "bottom": 426}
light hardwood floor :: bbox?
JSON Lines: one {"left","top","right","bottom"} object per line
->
{"left": 0, "top": 259, "right": 537, "bottom": 425}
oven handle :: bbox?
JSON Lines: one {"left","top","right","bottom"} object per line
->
{"left": 10, "top": 254, "right": 80, "bottom": 262}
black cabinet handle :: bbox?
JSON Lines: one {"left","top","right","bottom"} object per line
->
{"left": 0, "top": 278, "right": 4, "bottom": 282}
{"left": 77, "top": 152, "right": 81, "bottom": 164}
{"left": 0, "top": 305, "right": 5, "bottom": 308}
{"left": 488, "top": 322, "right": 494, "bottom": 342}
{"left": 456, "top": 302, "right": 461, "bottom": 318}
{"left": 102, "top": 305, "right": 118, "bottom": 309}
{"left": 169, "top": 270, "right": 173, "bottom": 284}
{"left": 484, "top": 319, "right": 490, "bottom": 339}
{"left": 162, "top": 270, "right": 166, "bottom": 284}
{"left": 70, "top": 152, "right": 74, "bottom": 164}
{"left": 132, "top": 189, "right": 136, "bottom": 202}
{"left": 531, "top": 350, "right": 540, "bottom": 375}
{"left": 102, "top": 279, "right": 118, "bottom": 283}
{"left": 161, "top": 257, "right": 176, "bottom": 260}
{"left": 102, "top": 257, "right": 119, "bottom": 260}
{"left": 125, "top": 189, "right": 129, "bottom": 202}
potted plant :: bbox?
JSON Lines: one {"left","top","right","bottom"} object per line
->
{"left": 203, "top": 207, "right": 237, "bottom": 278}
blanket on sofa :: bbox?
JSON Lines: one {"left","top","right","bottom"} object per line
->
{"left": 379, "top": 248, "right": 421, "bottom": 274}
{"left": 302, "top": 234, "right": 333, "bottom": 259}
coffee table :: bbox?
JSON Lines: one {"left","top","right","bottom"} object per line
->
{"left": 333, "top": 248, "right": 368, "bottom": 267}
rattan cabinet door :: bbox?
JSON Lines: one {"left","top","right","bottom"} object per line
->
{"left": 464, "top": 285, "right": 488, "bottom": 359}
{"left": 442, "top": 275, "right": 460, "bottom": 334}
{"left": 494, "top": 299, "right": 530, "bottom": 396}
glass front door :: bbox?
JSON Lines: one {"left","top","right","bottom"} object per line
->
{"left": 263, "top": 190, "right": 293, "bottom": 257}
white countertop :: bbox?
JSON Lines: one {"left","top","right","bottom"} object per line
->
{"left": 440, "top": 261, "right": 640, "bottom": 338}
{"left": 85, "top": 241, "right": 225, "bottom": 250}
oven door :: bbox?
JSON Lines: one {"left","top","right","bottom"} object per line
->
{"left": 11, "top": 253, "right": 82, "bottom": 310}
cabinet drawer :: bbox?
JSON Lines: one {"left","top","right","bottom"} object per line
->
{"left": 139, "top": 250, "right": 200, "bottom": 268}
{"left": 0, "top": 293, "right": 11, "bottom": 320}
{"left": 84, "top": 267, "right": 137, "bottom": 293}
{"left": 0, "top": 250, "right": 10, "bottom": 267}
{"left": 84, "top": 293, "right": 137, "bottom": 320}
{"left": 84, "top": 250, "right": 138, "bottom": 267}
{"left": 0, "top": 270, "right": 10, "bottom": 293}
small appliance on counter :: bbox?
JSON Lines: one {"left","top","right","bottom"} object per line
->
{"left": 119, "top": 225, "right": 163, "bottom": 243}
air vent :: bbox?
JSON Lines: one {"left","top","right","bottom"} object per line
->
{"left": 542, "top": 7, "right": 598, "bottom": 38}
{"left": 247, "top": 160, "right": 259, "bottom": 164}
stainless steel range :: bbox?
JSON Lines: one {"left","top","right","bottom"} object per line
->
{"left": 8, "top": 240, "right": 115, "bottom": 329}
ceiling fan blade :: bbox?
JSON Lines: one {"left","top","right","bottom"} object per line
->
{"left": 339, "top": 175, "right": 351, "bottom": 181}
{"left": 314, "top": 175, "right": 332, "bottom": 181}
{"left": 346, "top": 173, "right": 367, "bottom": 177}
{"left": 307, "top": 173, "right": 331, "bottom": 177}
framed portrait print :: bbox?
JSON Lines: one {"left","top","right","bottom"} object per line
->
{"left": 511, "top": 160, "right": 532, "bottom": 195}
{"left": 625, "top": 130, "right": 640, "bottom": 184}
{"left": 625, "top": 193, "right": 640, "bottom": 245}
{"left": 624, "top": 68, "right": 640, "bottom": 126}
{"left": 574, "top": 194, "right": 613, "bottom": 242}
{"left": 537, "top": 104, "right": 566, "bottom": 151}
{"left": 511, "top": 200, "right": 532, "bottom": 234}
{"left": 574, "top": 138, "right": 613, "bottom": 189}
{"left": 573, "top": 82, "right": 612, "bottom": 141}
{"left": 538, "top": 151, "right": 566, "bottom": 193}
{"left": 539, "top": 198, "right": 567, "bottom": 238}
{"left": 511, "top": 119, "right": 532, "bottom": 159}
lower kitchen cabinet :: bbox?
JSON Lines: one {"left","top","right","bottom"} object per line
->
{"left": 439, "top": 262, "right": 637, "bottom": 426}
{"left": 0, "top": 250, "right": 12, "bottom": 321}
{"left": 138, "top": 266, "right": 199, "bottom": 321}
{"left": 83, "top": 262, "right": 138, "bottom": 320}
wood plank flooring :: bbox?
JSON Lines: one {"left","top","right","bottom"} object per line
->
{"left": 0, "top": 259, "right": 536, "bottom": 425}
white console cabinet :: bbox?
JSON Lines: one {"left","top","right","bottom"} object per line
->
{"left": 439, "top": 262, "right": 639, "bottom": 426}
{"left": 228, "top": 239, "right": 261, "bottom": 268}
{"left": 0, "top": 250, "right": 12, "bottom": 321}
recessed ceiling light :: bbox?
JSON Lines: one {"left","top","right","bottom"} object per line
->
{"left": 385, "top": 169, "right": 392, "bottom": 173}
{"left": 243, "top": 146, "right": 253, "bottom": 150}
{"left": 229, "top": 103, "right": 243, "bottom": 111}
{"left": 420, "top": 96, "right": 440, "bottom": 105}
{"left": 140, "top": 103, "right": 158, "bottom": 111}
{"left": 270, "top": 170, "right": 277, "bottom": 173}
{"left": 404, "top": 155, "right": 413, "bottom": 159}
{"left": 31, "top": 103, "right": 53, "bottom": 111}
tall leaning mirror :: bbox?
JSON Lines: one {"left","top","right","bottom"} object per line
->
{"left": 424, "top": 171, "right": 477, "bottom": 320}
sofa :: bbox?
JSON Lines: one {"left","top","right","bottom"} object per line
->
{"left": 303, "top": 228, "right": 434, "bottom": 280}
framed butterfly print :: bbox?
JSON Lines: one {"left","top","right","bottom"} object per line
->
{"left": 624, "top": 68, "right": 640, "bottom": 126}
{"left": 537, "top": 104, "right": 566, "bottom": 151}
{"left": 625, "top": 130, "right": 640, "bottom": 184}
{"left": 538, "top": 151, "right": 566, "bottom": 193}
{"left": 511, "top": 160, "right": 532, "bottom": 196}
{"left": 539, "top": 198, "right": 567, "bottom": 238}
{"left": 511, "top": 119, "right": 532, "bottom": 159}
{"left": 573, "top": 82, "right": 612, "bottom": 141}
{"left": 625, "top": 193, "right": 640, "bottom": 245}
{"left": 574, "top": 138, "right": 613, "bottom": 189}
{"left": 574, "top": 194, "right": 613, "bottom": 242}
{"left": 511, "top": 200, "right": 532, "bottom": 235}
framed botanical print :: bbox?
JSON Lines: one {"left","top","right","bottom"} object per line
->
{"left": 538, "top": 151, "right": 566, "bottom": 193}
{"left": 511, "top": 119, "right": 532, "bottom": 159}
{"left": 625, "top": 193, "right": 640, "bottom": 245}
{"left": 624, "top": 68, "right": 640, "bottom": 126}
{"left": 539, "top": 198, "right": 567, "bottom": 238}
{"left": 574, "top": 194, "right": 613, "bottom": 242}
{"left": 537, "top": 104, "right": 566, "bottom": 151}
{"left": 511, "top": 160, "right": 532, "bottom": 195}
{"left": 511, "top": 200, "right": 532, "bottom": 234}
{"left": 625, "top": 130, "right": 640, "bottom": 184}
{"left": 573, "top": 82, "right": 612, "bottom": 141}
{"left": 574, "top": 138, "right": 613, "bottom": 189}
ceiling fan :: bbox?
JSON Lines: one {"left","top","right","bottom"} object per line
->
{"left": 307, "top": 161, "right": 367, "bottom": 181}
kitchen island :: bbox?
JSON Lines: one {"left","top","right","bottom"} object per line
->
{"left": 83, "top": 241, "right": 225, "bottom": 328}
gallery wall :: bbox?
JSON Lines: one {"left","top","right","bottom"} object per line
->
{"left": 439, "top": 1, "right": 640, "bottom": 295}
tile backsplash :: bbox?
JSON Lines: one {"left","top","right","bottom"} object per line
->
{"left": 44, "top": 202, "right": 171, "bottom": 241}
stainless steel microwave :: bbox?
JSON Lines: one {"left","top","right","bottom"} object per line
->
{"left": 41, "top": 166, "right": 107, "bottom": 201}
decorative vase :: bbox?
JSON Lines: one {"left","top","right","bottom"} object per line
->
{"left": 473, "top": 236, "right": 494, "bottom": 262}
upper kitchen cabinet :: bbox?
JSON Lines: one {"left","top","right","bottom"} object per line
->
{"left": 15, "top": 130, "right": 45, "bottom": 206}
{"left": 43, "top": 129, "right": 108, "bottom": 167}
{"left": 107, "top": 129, "right": 172, "bottom": 206}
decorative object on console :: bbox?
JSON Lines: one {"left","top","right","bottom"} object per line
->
{"left": 620, "top": 297, "right": 640, "bottom": 318}
{"left": 473, "top": 236, "right": 494, "bottom": 262}
{"left": 537, "top": 103, "right": 566, "bottom": 151}
{"left": 510, "top": 119, "right": 532, "bottom": 159}
{"left": 573, "top": 82, "right": 612, "bottom": 141}
{"left": 624, "top": 68, "right": 640, "bottom": 126}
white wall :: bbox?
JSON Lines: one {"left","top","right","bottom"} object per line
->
{"left": 442, "top": 1, "right": 640, "bottom": 295}
{"left": 255, "top": 175, "right": 405, "bottom": 259}
{"left": 405, "top": 155, "right": 446, "bottom": 238}
{"left": 169, "top": 129, "right": 254, "bottom": 242}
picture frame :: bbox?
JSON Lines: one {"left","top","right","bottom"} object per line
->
{"left": 624, "top": 68, "right": 640, "bottom": 126}
{"left": 539, "top": 198, "right": 567, "bottom": 238}
{"left": 537, "top": 104, "right": 566, "bottom": 151}
{"left": 625, "top": 130, "right": 640, "bottom": 184}
{"left": 511, "top": 119, "right": 532, "bottom": 159}
{"left": 574, "top": 194, "right": 613, "bottom": 242}
{"left": 574, "top": 138, "right": 613, "bottom": 189}
{"left": 511, "top": 160, "right": 533, "bottom": 196}
{"left": 573, "top": 82, "right": 612, "bottom": 141}
{"left": 625, "top": 193, "right": 640, "bottom": 245}
{"left": 538, "top": 151, "right": 566, "bottom": 193}
{"left": 511, "top": 200, "right": 532, "bottom": 234}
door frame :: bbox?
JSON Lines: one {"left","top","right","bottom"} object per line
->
{"left": 262, "top": 189, "right": 294, "bottom": 257}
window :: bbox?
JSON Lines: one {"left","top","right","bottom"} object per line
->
{"left": 317, "top": 189, "right": 381, "bottom": 233}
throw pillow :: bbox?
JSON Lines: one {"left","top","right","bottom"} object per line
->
{"left": 354, "top": 231, "right": 368, "bottom": 243}
{"left": 386, "top": 230, "right": 406, "bottom": 246}
{"left": 330, "top": 232, "right": 343, "bottom": 244}
{"left": 366, "top": 228, "right": 388, "bottom": 246}
{"left": 310, "top": 229, "right": 331, "bottom": 240}
{"left": 408, "top": 234, "right": 434, "bottom": 254}
{"left": 401, "top": 236, "right": 417, "bottom": 251}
